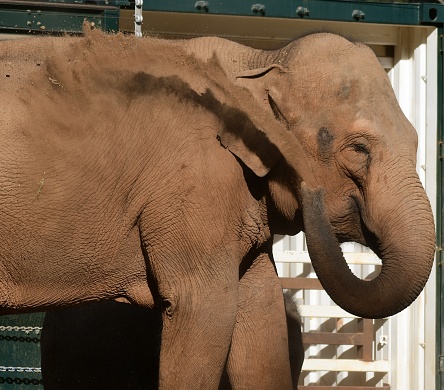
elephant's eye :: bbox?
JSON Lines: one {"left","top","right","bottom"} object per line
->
{"left": 340, "top": 143, "right": 370, "bottom": 178}
{"left": 352, "top": 144, "right": 369, "bottom": 156}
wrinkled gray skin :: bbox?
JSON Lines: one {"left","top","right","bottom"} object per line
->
{"left": 0, "top": 30, "right": 435, "bottom": 389}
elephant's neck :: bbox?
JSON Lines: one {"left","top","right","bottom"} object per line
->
{"left": 241, "top": 197, "right": 272, "bottom": 253}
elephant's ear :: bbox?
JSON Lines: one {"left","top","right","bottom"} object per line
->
{"left": 238, "top": 64, "right": 296, "bottom": 126}
{"left": 235, "top": 64, "right": 285, "bottom": 79}
{"left": 217, "top": 121, "right": 283, "bottom": 178}
{"left": 217, "top": 64, "right": 287, "bottom": 177}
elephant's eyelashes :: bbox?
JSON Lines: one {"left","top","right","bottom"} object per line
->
{"left": 352, "top": 144, "right": 369, "bottom": 156}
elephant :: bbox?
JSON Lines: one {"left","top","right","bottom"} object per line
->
{"left": 40, "top": 296, "right": 303, "bottom": 390}
{"left": 0, "top": 28, "right": 435, "bottom": 389}
{"left": 284, "top": 292, "right": 304, "bottom": 387}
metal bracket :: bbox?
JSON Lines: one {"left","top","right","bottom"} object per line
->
{"left": 195, "top": 1, "right": 209, "bottom": 12}
{"left": 251, "top": 4, "right": 265, "bottom": 16}
{"left": 352, "top": 9, "right": 365, "bottom": 22}
{"left": 296, "top": 6, "right": 309, "bottom": 18}
{"left": 420, "top": 3, "right": 444, "bottom": 25}
{"left": 439, "top": 355, "right": 444, "bottom": 372}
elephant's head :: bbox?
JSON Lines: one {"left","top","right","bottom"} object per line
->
{"left": 217, "top": 33, "right": 435, "bottom": 319}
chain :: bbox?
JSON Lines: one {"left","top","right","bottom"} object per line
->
{"left": 0, "top": 327, "right": 43, "bottom": 385}
{"left": 0, "top": 326, "right": 42, "bottom": 334}
{"left": 0, "top": 366, "right": 41, "bottom": 373}
{"left": 0, "top": 376, "right": 43, "bottom": 385}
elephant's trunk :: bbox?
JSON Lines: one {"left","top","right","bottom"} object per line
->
{"left": 300, "top": 181, "right": 435, "bottom": 319}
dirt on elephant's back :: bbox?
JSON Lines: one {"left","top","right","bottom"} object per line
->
{"left": 1, "top": 28, "right": 202, "bottom": 133}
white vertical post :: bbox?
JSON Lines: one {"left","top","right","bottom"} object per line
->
{"left": 134, "top": 0, "right": 143, "bottom": 37}
{"left": 423, "top": 27, "right": 438, "bottom": 390}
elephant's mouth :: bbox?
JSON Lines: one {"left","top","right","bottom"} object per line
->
{"left": 330, "top": 196, "right": 386, "bottom": 265}
{"left": 332, "top": 195, "right": 377, "bottom": 248}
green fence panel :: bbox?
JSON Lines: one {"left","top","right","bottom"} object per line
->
{"left": 0, "top": 0, "right": 120, "bottom": 33}
{"left": 140, "top": 0, "right": 444, "bottom": 26}
{"left": 0, "top": 313, "right": 45, "bottom": 388}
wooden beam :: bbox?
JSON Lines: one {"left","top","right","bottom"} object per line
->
{"left": 358, "top": 318, "right": 374, "bottom": 362}
{"left": 302, "top": 332, "right": 364, "bottom": 346}
{"left": 280, "top": 277, "right": 323, "bottom": 290}
{"left": 301, "top": 359, "right": 389, "bottom": 372}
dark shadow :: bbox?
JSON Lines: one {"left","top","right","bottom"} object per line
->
{"left": 40, "top": 301, "right": 162, "bottom": 390}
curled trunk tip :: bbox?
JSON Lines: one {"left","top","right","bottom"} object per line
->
{"left": 300, "top": 183, "right": 434, "bottom": 319}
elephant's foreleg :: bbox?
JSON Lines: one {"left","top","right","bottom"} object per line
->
{"left": 222, "top": 249, "right": 293, "bottom": 390}
{"left": 155, "top": 264, "right": 238, "bottom": 390}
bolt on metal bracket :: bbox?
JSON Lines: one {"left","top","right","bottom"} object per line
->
{"left": 352, "top": 9, "right": 365, "bottom": 21}
{"left": 251, "top": 4, "right": 265, "bottom": 15}
{"left": 195, "top": 1, "right": 209, "bottom": 12}
{"left": 296, "top": 7, "right": 309, "bottom": 18}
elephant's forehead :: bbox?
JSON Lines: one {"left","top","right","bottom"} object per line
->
{"left": 284, "top": 35, "right": 417, "bottom": 147}
{"left": 289, "top": 37, "right": 385, "bottom": 90}
{"left": 293, "top": 63, "right": 395, "bottom": 125}
{"left": 291, "top": 33, "right": 376, "bottom": 64}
